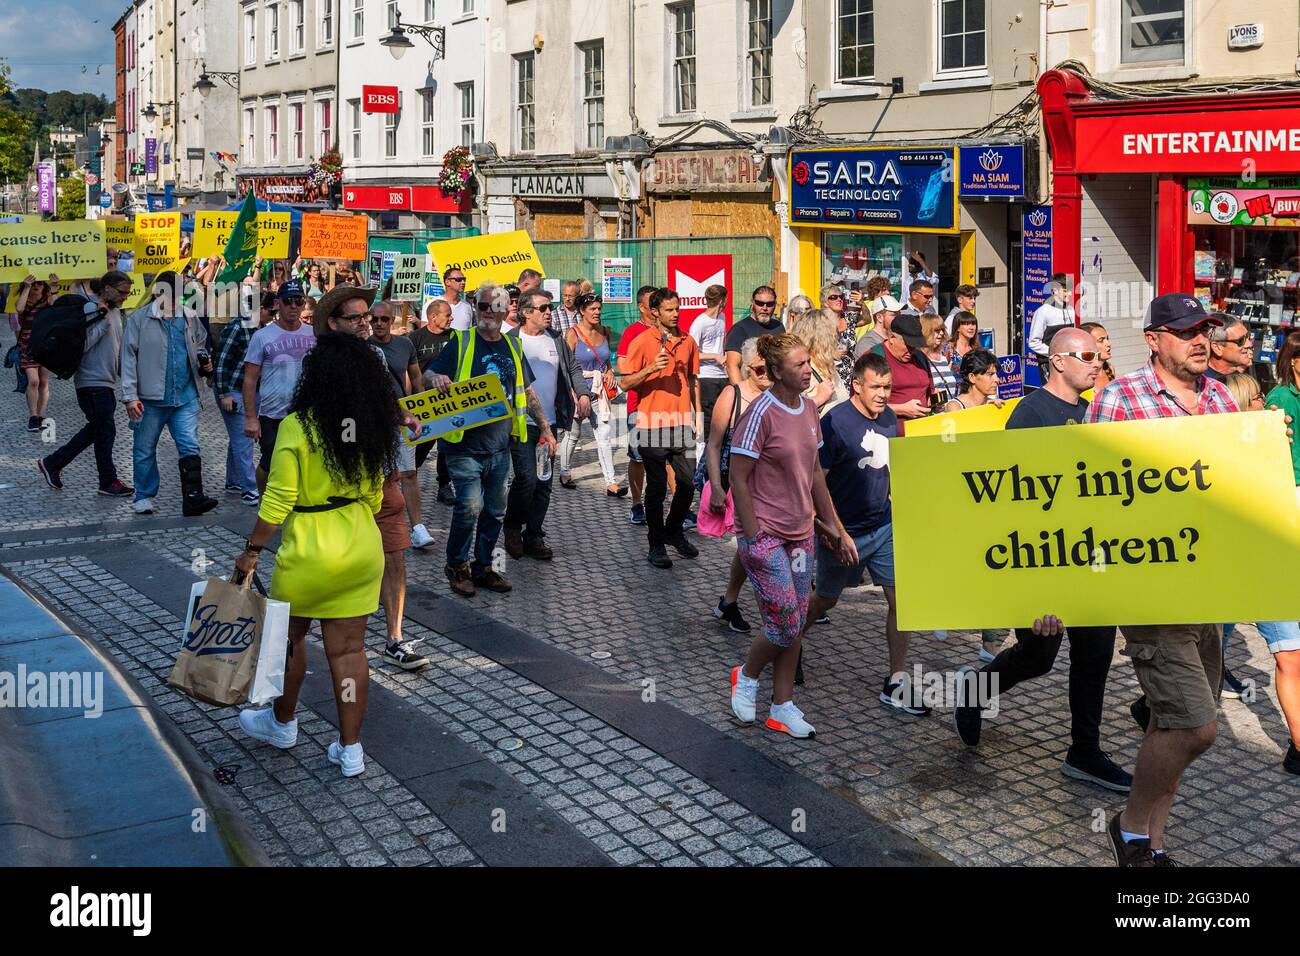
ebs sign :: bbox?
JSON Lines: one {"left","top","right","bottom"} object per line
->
{"left": 789, "top": 147, "right": 957, "bottom": 232}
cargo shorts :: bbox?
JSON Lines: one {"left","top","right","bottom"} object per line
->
{"left": 1120, "top": 623, "right": 1222, "bottom": 730}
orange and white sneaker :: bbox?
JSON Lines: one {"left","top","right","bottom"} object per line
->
{"left": 730, "top": 666, "right": 757, "bottom": 724}
{"left": 766, "top": 700, "right": 816, "bottom": 739}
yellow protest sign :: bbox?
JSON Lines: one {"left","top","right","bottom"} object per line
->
{"left": 4, "top": 278, "right": 81, "bottom": 312}
{"left": 427, "top": 230, "right": 544, "bottom": 291}
{"left": 121, "top": 258, "right": 191, "bottom": 311}
{"left": 193, "top": 212, "right": 291, "bottom": 259}
{"left": 300, "top": 213, "right": 367, "bottom": 260}
{"left": 0, "top": 220, "right": 107, "bottom": 283}
{"left": 904, "top": 388, "right": 1096, "bottom": 438}
{"left": 399, "top": 374, "right": 511, "bottom": 446}
{"left": 133, "top": 212, "right": 181, "bottom": 271}
{"left": 891, "top": 411, "right": 1300, "bottom": 630}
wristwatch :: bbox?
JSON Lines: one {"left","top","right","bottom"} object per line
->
{"left": 243, "top": 539, "right": 264, "bottom": 554}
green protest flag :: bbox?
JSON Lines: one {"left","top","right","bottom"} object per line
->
{"left": 216, "top": 192, "right": 260, "bottom": 283}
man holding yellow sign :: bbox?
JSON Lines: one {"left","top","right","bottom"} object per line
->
{"left": 426, "top": 230, "right": 544, "bottom": 291}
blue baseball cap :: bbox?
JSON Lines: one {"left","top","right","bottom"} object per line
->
{"left": 277, "top": 279, "right": 305, "bottom": 301}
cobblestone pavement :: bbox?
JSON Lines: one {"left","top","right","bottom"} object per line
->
{"left": 3, "top": 378, "right": 1298, "bottom": 866}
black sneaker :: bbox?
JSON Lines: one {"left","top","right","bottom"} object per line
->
{"left": 383, "top": 640, "right": 431, "bottom": 671}
{"left": 666, "top": 534, "right": 699, "bottom": 559}
{"left": 647, "top": 545, "right": 672, "bottom": 569}
{"left": 815, "top": 613, "right": 831, "bottom": 625}
{"left": 1062, "top": 748, "right": 1133, "bottom": 792}
{"left": 881, "top": 676, "right": 931, "bottom": 716}
{"left": 98, "top": 480, "right": 133, "bottom": 497}
{"left": 1151, "top": 852, "right": 1180, "bottom": 867}
{"left": 714, "top": 598, "right": 751, "bottom": 633}
{"left": 437, "top": 483, "right": 456, "bottom": 505}
{"left": 1222, "top": 668, "right": 1247, "bottom": 699}
{"left": 952, "top": 668, "right": 981, "bottom": 746}
{"left": 26, "top": 416, "right": 41, "bottom": 432}
{"left": 1108, "top": 813, "right": 1155, "bottom": 868}
{"left": 628, "top": 503, "right": 647, "bottom": 526}
{"left": 37, "top": 458, "right": 62, "bottom": 490}
{"left": 224, "top": 482, "right": 242, "bottom": 494}
{"left": 1284, "top": 742, "right": 1300, "bottom": 776}
{"left": 1130, "top": 696, "right": 1151, "bottom": 732}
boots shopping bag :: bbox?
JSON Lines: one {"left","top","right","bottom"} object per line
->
{"left": 170, "top": 573, "right": 290, "bottom": 706}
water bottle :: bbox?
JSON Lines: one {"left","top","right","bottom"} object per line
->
{"left": 536, "top": 441, "right": 552, "bottom": 481}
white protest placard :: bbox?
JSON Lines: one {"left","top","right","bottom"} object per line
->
{"left": 391, "top": 254, "right": 424, "bottom": 302}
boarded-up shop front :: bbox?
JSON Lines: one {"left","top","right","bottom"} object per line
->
{"left": 482, "top": 165, "right": 620, "bottom": 241}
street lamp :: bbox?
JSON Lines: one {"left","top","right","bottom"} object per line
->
{"left": 380, "top": 11, "right": 445, "bottom": 61}
{"left": 141, "top": 100, "right": 174, "bottom": 120}
{"left": 194, "top": 63, "right": 239, "bottom": 97}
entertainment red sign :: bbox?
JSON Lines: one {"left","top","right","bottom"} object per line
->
{"left": 1074, "top": 103, "right": 1300, "bottom": 174}
{"left": 665, "top": 254, "right": 733, "bottom": 332}
{"left": 362, "top": 85, "right": 400, "bottom": 114}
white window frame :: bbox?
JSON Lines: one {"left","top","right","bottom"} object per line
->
{"left": 744, "top": 0, "right": 773, "bottom": 108}
{"left": 513, "top": 52, "right": 535, "bottom": 153}
{"left": 318, "top": 0, "right": 334, "bottom": 46}
{"left": 384, "top": 110, "right": 399, "bottom": 159}
{"left": 291, "top": 0, "right": 305, "bottom": 52}
{"left": 579, "top": 42, "right": 604, "bottom": 152}
{"left": 1121, "top": 0, "right": 1187, "bottom": 65}
{"left": 289, "top": 99, "right": 305, "bottom": 160}
{"left": 265, "top": 103, "right": 279, "bottom": 163}
{"left": 462, "top": 0, "right": 475, "bottom": 14}
{"left": 244, "top": 10, "right": 257, "bottom": 66}
{"left": 421, "top": 90, "right": 436, "bottom": 157}
{"left": 934, "top": 0, "right": 987, "bottom": 80}
{"left": 834, "top": 0, "right": 874, "bottom": 83}
{"left": 458, "top": 81, "right": 476, "bottom": 147}
{"left": 1095, "top": 0, "right": 1194, "bottom": 80}
{"left": 317, "top": 97, "right": 333, "bottom": 154}
{"left": 348, "top": 98, "right": 361, "bottom": 158}
{"left": 668, "top": 3, "right": 697, "bottom": 115}
{"left": 386, "top": 1, "right": 399, "bottom": 29}
{"left": 352, "top": 0, "right": 364, "bottom": 39}
{"left": 424, "top": 0, "right": 436, "bottom": 22}
{"left": 266, "top": 3, "right": 280, "bottom": 60}
{"left": 243, "top": 105, "right": 256, "bottom": 162}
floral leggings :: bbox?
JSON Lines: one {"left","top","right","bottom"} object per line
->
{"left": 737, "top": 530, "right": 815, "bottom": 649}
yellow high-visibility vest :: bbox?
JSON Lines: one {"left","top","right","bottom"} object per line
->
{"left": 441, "top": 330, "right": 528, "bottom": 444}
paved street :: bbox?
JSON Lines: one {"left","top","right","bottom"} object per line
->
{"left": 2, "top": 377, "right": 1298, "bottom": 866}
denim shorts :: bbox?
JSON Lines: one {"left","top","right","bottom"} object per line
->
{"left": 1256, "top": 620, "right": 1300, "bottom": 654}
{"left": 814, "top": 521, "right": 895, "bottom": 599}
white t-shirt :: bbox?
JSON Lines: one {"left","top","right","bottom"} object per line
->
{"left": 519, "top": 330, "right": 559, "bottom": 425}
{"left": 1028, "top": 301, "right": 1075, "bottom": 358}
{"left": 437, "top": 296, "right": 474, "bottom": 332}
{"left": 689, "top": 313, "right": 728, "bottom": 379}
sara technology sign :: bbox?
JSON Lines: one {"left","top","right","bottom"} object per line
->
{"left": 788, "top": 147, "right": 958, "bottom": 233}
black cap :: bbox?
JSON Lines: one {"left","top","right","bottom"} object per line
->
{"left": 1145, "top": 293, "right": 1224, "bottom": 332}
{"left": 891, "top": 312, "right": 927, "bottom": 350}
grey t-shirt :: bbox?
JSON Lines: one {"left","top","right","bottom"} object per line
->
{"left": 370, "top": 334, "right": 417, "bottom": 396}
{"left": 75, "top": 305, "right": 122, "bottom": 390}
{"left": 245, "top": 322, "right": 316, "bottom": 420}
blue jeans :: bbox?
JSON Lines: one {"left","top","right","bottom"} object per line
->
{"left": 445, "top": 449, "right": 510, "bottom": 573}
{"left": 217, "top": 395, "right": 257, "bottom": 494}
{"left": 131, "top": 397, "right": 201, "bottom": 502}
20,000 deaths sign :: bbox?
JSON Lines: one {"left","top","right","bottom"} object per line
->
{"left": 890, "top": 411, "right": 1300, "bottom": 630}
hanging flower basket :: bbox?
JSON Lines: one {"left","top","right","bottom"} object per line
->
{"left": 439, "top": 146, "right": 475, "bottom": 197}
{"left": 309, "top": 147, "right": 343, "bottom": 189}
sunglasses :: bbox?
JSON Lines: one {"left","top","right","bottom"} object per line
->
{"left": 1059, "top": 350, "right": 1101, "bottom": 362}
{"left": 1155, "top": 327, "right": 1210, "bottom": 341}
{"left": 529, "top": 304, "right": 554, "bottom": 313}
{"left": 753, "top": 299, "right": 777, "bottom": 307}
{"left": 337, "top": 311, "right": 371, "bottom": 323}
{"left": 446, "top": 275, "right": 466, "bottom": 282}
{"left": 1223, "top": 335, "right": 1254, "bottom": 348}
{"left": 749, "top": 363, "right": 768, "bottom": 375}
{"left": 476, "top": 302, "right": 499, "bottom": 311}
{"left": 824, "top": 294, "right": 844, "bottom": 301}
{"left": 371, "top": 314, "right": 394, "bottom": 323}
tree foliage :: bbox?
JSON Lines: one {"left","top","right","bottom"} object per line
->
{"left": 0, "top": 61, "right": 33, "bottom": 183}
{"left": 57, "top": 171, "right": 86, "bottom": 221}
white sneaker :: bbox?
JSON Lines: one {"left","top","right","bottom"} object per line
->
{"left": 327, "top": 740, "right": 365, "bottom": 777}
{"left": 238, "top": 706, "right": 298, "bottom": 749}
{"left": 410, "top": 524, "right": 436, "bottom": 549}
{"left": 133, "top": 498, "right": 155, "bottom": 515}
{"left": 766, "top": 700, "right": 816, "bottom": 739}
{"left": 730, "top": 665, "right": 757, "bottom": 724}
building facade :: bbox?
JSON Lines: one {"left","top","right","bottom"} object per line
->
{"left": 236, "top": 0, "right": 338, "bottom": 206}
{"left": 176, "top": 0, "right": 241, "bottom": 200}
{"left": 113, "top": 12, "right": 128, "bottom": 187}
{"left": 337, "top": 0, "right": 481, "bottom": 230}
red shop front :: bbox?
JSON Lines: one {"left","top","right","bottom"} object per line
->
{"left": 342, "top": 183, "right": 472, "bottom": 230}
{"left": 1038, "top": 68, "right": 1300, "bottom": 376}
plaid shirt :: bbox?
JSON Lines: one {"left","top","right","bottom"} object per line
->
{"left": 1084, "top": 358, "right": 1238, "bottom": 423}
{"left": 551, "top": 305, "right": 579, "bottom": 333}
{"left": 213, "top": 320, "right": 253, "bottom": 400}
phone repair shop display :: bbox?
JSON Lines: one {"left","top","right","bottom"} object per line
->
{"left": 1188, "top": 176, "right": 1300, "bottom": 390}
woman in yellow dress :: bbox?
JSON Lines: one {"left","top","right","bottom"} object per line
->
{"left": 233, "top": 329, "right": 401, "bottom": 777}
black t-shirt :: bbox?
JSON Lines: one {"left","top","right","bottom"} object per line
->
{"left": 1005, "top": 387, "right": 1089, "bottom": 429}
{"left": 409, "top": 326, "right": 453, "bottom": 372}
{"left": 369, "top": 335, "right": 417, "bottom": 396}
{"left": 427, "top": 332, "right": 535, "bottom": 455}
{"left": 723, "top": 316, "right": 785, "bottom": 354}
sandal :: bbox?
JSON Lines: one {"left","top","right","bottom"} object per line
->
{"left": 559, "top": 475, "right": 578, "bottom": 489}
{"left": 606, "top": 484, "right": 628, "bottom": 498}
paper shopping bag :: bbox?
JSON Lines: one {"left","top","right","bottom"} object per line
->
{"left": 247, "top": 591, "right": 289, "bottom": 706}
{"left": 170, "top": 575, "right": 269, "bottom": 706}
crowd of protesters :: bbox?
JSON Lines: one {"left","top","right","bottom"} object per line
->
{"left": 6, "top": 244, "right": 1299, "bottom": 867}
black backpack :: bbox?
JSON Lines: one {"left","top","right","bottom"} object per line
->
{"left": 26, "top": 294, "right": 107, "bottom": 380}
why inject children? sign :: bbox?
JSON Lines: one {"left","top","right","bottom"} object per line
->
{"left": 890, "top": 411, "right": 1300, "bottom": 630}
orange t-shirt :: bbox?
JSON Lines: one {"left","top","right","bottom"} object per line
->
{"left": 621, "top": 326, "right": 700, "bottom": 430}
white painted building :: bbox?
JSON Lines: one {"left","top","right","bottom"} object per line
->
{"left": 175, "top": 0, "right": 240, "bottom": 198}
{"left": 337, "top": 0, "right": 484, "bottom": 230}
{"left": 134, "top": 0, "right": 160, "bottom": 189}
{"left": 122, "top": 2, "right": 139, "bottom": 188}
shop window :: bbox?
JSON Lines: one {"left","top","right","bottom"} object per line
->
{"left": 1121, "top": 0, "right": 1184, "bottom": 64}
{"left": 937, "top": 0, "right": 986, "bottom": 76}
{"left": 746, "top": 0, "right": 773, "bottom": 107}
{"left": 822, "top": 232, "right": 905, "bottom": 300}
{"left": 670, "top": 3, "right": 696, "bottom": 114}
{"left": 836, "top": 0, "right": 874, "bottom": 82}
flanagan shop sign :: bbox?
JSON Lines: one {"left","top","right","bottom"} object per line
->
{"left": 788, "top": 147, "right": 958, "bottom": 232}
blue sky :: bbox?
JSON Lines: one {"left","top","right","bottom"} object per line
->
{"left": 0, "top": 0, "right": 123, "bottom": 98}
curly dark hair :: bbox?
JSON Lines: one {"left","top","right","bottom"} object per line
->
{"left": 290, "top": 333, "right": 400, "bottom": 488}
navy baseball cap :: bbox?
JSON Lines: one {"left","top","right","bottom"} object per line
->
{"left": 1144, "top": 293, "right": 1223, "bottom": 332}
{"left": 891, "top": 312, "right": 927, "bottom": 350}
{"left": 277, "top": 279, "right": 305, "bottom": 301}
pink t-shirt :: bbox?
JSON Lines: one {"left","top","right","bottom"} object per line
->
{"left": 729, "top": 390, "right": 822, "bottom": 540}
